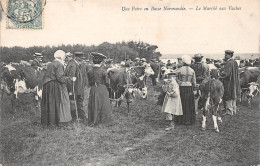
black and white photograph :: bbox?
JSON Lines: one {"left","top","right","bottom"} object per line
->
{"left": 0, "top": 0, "right": 259, "bottom": 165}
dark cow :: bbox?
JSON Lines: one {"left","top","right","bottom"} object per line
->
{"left": 199, "top": 70, "right": 224, "bottom": 133}
{"left": 0, "top": 64, "right": 46, "bottom": 109}
{"left": 107, "top": 67, "right": 138, "bottom": 112}
{"left": 239, "top": 67, "right": 260, "bottom": 106}
{"left": 130, "top": 66, "right": 155, "bottom": 99}
{"left": 107, "top": 65, "right": 151, "bottom": 111}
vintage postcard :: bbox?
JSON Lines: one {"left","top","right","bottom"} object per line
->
{"left": 0, "top": 0, "right": 259, "bottom": 165}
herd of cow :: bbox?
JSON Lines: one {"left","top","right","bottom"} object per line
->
{"left": 0, "top": 59, "right": 259, "bottom": 132}
{"left": 0, "top": 61, "right": 155, "bottom": 111}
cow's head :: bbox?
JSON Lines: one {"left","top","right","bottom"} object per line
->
{"left": 14, "top": 79, "right": 28, "bottom": 98}
{"left": 141, "top": 86, "right": 148, "bottom": 99}
{"left": 210, "top": 69, "right": 220, "bottom": 79}
{"left": 247, "top": 82, "right": 259, "bottom": 98}
{"left": 129, "top": 67, "right": 145, "bottom": 89}
{"left": 0, "top": 65, "right": 19, "bottom": 94}
{"left": 123, "top": 84, "right": 135, "bottom": 103}
{"left": 144, "top": 65, "right": 154, "bottom": 77}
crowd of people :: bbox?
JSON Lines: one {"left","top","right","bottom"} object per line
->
{"left": 36, "top": 49, "right": 256, "bottom": 130}
{"left": 157, "top": 50, "right": 242, "bottom": 131}
{"left": 40, "top": 50, "right": 112, "bottom": 127}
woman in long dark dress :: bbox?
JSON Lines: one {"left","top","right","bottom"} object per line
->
{"left": 41, "top": 50, "right": 73, "bottom": 126}
{"left": 175, "top": 55, "right": 196, "bottom": 125}
{"left": 87, "top": 52, "right": 112, "bottom": 126}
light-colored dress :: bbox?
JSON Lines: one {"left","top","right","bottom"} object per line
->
{"left": 162, "top": 78, "right": 183, "bottom": 116}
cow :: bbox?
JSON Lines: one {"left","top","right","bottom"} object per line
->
{"left": 239, "top": 67, "right": 260, "bottom": 106}
{"left": 0, "top": 63, "right": 46, "bottom": 110}
{"left": 107, "top": 67, "right": 137, "bottom": 112}
{"left": 130, "top": 66, "right": 154, "bottom": 99}
{"left": 107, "top": 65, "right": 153, "bottom": 111}
{"left": 199, "top": 70, "right": 224, "bottom": 133}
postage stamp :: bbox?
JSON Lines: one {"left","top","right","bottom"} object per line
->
{"left": 7, "top": 0, "right": 43, "bottom": 29}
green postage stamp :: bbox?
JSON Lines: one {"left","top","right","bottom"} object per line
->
{"left": 7, "top": 0, "right": 43, "bottom": 29}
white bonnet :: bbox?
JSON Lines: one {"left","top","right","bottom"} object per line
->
{"left": 182, "top": 55, "right": 191, "bottom": 65}
{"left": 54, "top": 50, "right": 66, "bottom": 60}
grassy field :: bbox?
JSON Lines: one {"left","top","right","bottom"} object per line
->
{"left": 0, "top": 83, "right": 259, "bottom": 166}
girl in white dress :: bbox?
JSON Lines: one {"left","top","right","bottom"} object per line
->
{"left": 162, "top": 74, "right": 183, "bottom": 131}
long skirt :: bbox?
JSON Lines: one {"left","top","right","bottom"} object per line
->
{"left": 41, "top": 81, "right": 71, "bottom": 126}
{"left": 88, "top": 84, "right": 112, "bottom": 126}
{"left": 83, "top": 86, "right": 91, "bottom": 118}
{"left": 59, "top": 84, "right": 72, "bottom": 122}
{"left": 175, "top": 86, "right": 196, "bottom": 125}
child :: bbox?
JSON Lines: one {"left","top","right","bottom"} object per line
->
{"left": 162, "top": 73, "right": 183, "bottom": 131}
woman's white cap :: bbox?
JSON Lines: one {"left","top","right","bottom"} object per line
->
{"left": 54, "top": 50, "right": 66, "bottom": 60}
{"left": 182, "top": 55, "right": 191, "bottom": 65}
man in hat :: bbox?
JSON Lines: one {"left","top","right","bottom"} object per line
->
{"left": 220, "top": 50, "right": 240, "bottom": 115}
{"left": 190, "top": 54, "right": 210, "bottom": 114}
{"left": 31, "top": 53, "right": 43, "bottom": 67}
{"left": 253, "top": 58, "right": 260, "bottom": 67}
{"left": 166, "top": 60, "right": 172, "bottom": 69}
{"left": 177, "top": 57, "right": 183, "bottom": 68}
{"left": 150, "top": 59, "right": 160, "bottom": 86}
{"left": 140, "top": 58, "right": 148, "bottom": 67}
{"left": 134, "top": 57, "right": 142, "bottom": 66}
{"left": 239, "top": 60, "right": 245, "bottom": 68}
{"left": 79, "top": 56, "right": 93, "bottom": 118}
{"left": 64, "top": 52, "right": 86, "bottom": 121}
{"left": 214, "top": 60, "right": 222, "bottom": 68}
{"left": 125, "top": 58, "right": 131, "bottom": 67}
{"left": 206, "top": 58, "right": 211, "bottom": 64}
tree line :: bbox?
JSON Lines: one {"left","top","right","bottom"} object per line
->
{"left": 0, "top": 41, "right": 162, "bottom": 63}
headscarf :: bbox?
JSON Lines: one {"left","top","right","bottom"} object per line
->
{"left": 54, "top": 50, "right": 66, "bottom": 65}
{"left": 181, "top": 55, "right": 191, "bottom": 65}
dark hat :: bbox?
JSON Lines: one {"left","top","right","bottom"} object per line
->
{"left": 34, "top": 53, "right": 43, "bottom": 58}
{"left": 206, "top": 58, "right": 210, "bottom": 61}
{"left": 177, "top": 57, "right": 182, "bottom": 60}
{"left": 74, "top": 52, "right": 84, "bottom": 58}
{"left": 150, "top": 59, "right": 156, "bottom": 62}
{"left": 225, "top": 50, "right": 234, "bottom": 56}
{"left": 193, "top": 54, "right": 203, "bottom": 59}
{"left": 91, "top": 52, "right": 107, "bottom": 63}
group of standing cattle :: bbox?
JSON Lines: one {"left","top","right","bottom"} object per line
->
{"left": 0, "top": 59, "right": 259, "bottom": 132}
{"left": 0, "top": 61, "right": 155, "bottom": 112}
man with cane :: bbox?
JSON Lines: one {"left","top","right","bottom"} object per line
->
{"left": 65, "top": 52, "right": 86, "bottom": 122}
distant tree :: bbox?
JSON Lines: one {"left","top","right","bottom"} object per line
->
{"left": 0, "top": 41, "right": 162, "bottom": 63}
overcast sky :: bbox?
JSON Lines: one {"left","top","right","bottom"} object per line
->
{"left": 1, "top": 0, "right": 260, "bottom": 54}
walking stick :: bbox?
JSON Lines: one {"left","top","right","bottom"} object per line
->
{"left": 72, "top": 78, "right": 80, "bottom": 127}
{"left": 157, "top": 61, "right": 161, "bottom": 82}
